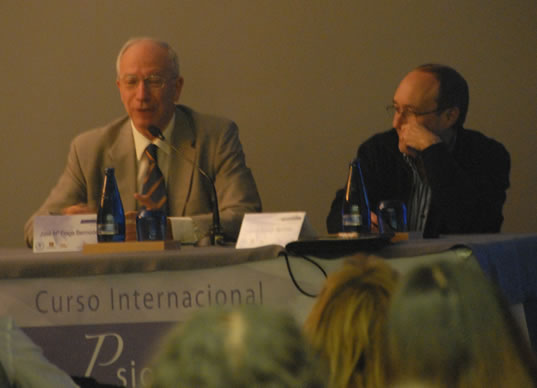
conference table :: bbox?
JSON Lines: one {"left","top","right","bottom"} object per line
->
{"left": 0, "top": 233, "right": 536, "bottom": 387}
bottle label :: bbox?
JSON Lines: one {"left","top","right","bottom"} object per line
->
{"left": 97, "top": 223, "right": 118, "bottom": 235}
{"left": 343, "top": 213, "right": 362, "bottom": 227}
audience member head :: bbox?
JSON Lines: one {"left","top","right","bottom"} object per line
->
{"left": 304, "top": 257, "right": 398, "bottom": 388}
{"left": 149, "top": 305, "right": 325, "bottom": 388}
{"left": 385, "top": 260, "right": 537, "bottom": 388}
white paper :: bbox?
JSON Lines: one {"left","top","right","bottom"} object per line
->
{"left": 236, "top": 212, "right": 317, "bottom": 249}
{"left": 33, "top": 215, "right": 97, "bottom": 253}
{"left": 168, "top": 217, "right": 197, "bottom": 244}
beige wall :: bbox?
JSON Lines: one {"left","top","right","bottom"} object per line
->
{"left": 1, "top": 1, "right": 536, "bottom": 247}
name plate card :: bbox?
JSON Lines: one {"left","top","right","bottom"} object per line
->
{"left": 33, "top": 215, "right": 97, "bottom": 253}
{"left": 236, "top": 212, "right": 316, "bottom": 249}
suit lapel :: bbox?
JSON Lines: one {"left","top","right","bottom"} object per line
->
{"left": 168, "top": 107, "right": 196, "bottom": 216}
{"left": 107, "top": 121, "right": 138, "bottom": 212}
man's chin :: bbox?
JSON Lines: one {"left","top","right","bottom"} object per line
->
{"left": 131, "top": 120, "right": 155, "bottom": 138}
{"left": 132, "top": 117, "right": 154, "bottom": 129}
{"left": 132, "top": 109, "right": 156, "bottom": 121}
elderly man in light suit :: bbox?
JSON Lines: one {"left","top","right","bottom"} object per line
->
{"left": 24, "top": 37, "right": 261, "bottom": 247}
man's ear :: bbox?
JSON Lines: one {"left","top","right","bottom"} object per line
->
{"left": 444, "top": 106, "right": 460, "bottom": 127}
{"left": 174, "top": 77, "right": 184, "bottom": 102}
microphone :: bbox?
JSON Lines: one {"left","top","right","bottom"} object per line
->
{"left": 148, "top": 125, "right": 225, "bottom": 246}
{"left": 148, "top": 126, "right": 166, "bottom": 141}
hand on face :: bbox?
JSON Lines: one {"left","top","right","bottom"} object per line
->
{"left": 397, "top": 114, "right": 441, "bottom": 157}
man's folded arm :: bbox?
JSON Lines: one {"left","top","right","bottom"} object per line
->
{"left": 423, "top": 140, "right": 510, "bottom": 233}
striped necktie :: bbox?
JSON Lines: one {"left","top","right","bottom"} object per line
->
{"left": 142, "top": 144, "right": 168, "bottom": 214}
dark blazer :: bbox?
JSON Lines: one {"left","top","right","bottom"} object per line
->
{"left": 327, "top": 127, "right": 510, "bottom": 237}
{"left": 25, "top": 105, "right": 262, "bottom": 246}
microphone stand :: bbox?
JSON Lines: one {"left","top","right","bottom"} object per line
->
{"left": 148, "top": 126, "right": 225, "bottom": 245}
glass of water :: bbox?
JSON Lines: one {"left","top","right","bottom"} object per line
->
{"left": 378, "top": 200, "right": 408, "bottom": 234}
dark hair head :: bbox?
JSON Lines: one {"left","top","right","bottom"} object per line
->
{"left": 415, "top": 64, "right": 469, "bottom": 128}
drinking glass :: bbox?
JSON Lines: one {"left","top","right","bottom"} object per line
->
{"left": 378, "top": 200, "right": 407, "bottom": 234}
{"left": 136, "top": 209, "right": 167, "bottom": 241}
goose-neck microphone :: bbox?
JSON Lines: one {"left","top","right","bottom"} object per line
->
{"left": 148, "top": 125, "right": 224, "bottom": 245}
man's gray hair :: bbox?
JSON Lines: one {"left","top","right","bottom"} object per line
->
{"left": 149, "top": 305, "right": 326, "bottom": 388}
{"left": 115, "top": 37, "right": 180, "bottom": 79}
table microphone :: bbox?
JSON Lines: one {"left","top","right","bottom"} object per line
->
{"left": 148, "top": 125, "right": 225, "bottom": 246}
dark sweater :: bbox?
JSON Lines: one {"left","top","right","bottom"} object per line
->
{"left": 327, "top": 128, "right": 510, "bottom": 237}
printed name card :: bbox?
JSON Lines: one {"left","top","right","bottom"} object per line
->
{"left": 236, "top": 212, "right": 317, "bottom": 249}
{"left": 33, "top": 215, "right": 97, "bottom": 253}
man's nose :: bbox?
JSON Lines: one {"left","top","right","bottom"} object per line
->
{"left": 135, "top": 80, "right": 150, "bottom": 99}
{"left": 392, "top": 111, "right": 405, "bottom": 129}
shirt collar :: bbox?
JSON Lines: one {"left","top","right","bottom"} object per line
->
{"left": 131, "top": 114, "right": 175, "bottom": 161}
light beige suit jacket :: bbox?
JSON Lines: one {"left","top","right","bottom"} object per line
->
{"left": 24, "top": 105, "right": 262, "bottom": 246}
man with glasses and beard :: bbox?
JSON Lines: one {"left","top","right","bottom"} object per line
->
{"left": 327, "top": 64, "right": 510, "bottom": 237}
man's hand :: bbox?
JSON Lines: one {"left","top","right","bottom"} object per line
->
{"left": 134, "top": 192, "right": 160, "bottom": 210}
{"left": 397, "top": 115, "right": 441, "bottom": 157}
{"left": 62, "top": 203, "right": 96, "bottom": 214}
{"left": 371, "top": 211, "right": 379, "bottom": 233}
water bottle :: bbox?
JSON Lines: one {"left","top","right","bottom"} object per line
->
{"left": 341, "top": 158, "right": 371, "bottom": 234}
{"left": 97, "top": 168, "right": 125, "bottom": 242}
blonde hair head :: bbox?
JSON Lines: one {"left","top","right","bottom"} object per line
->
{"left": 304, "top": 257, "right": 398, "bottom": 388}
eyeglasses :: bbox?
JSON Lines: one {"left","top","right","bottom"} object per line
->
{"left": 386, "top": 104, "right": 442, "bottom": 118}
{"left": 119, "top": 74, "right": 175, "bottom": 90}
